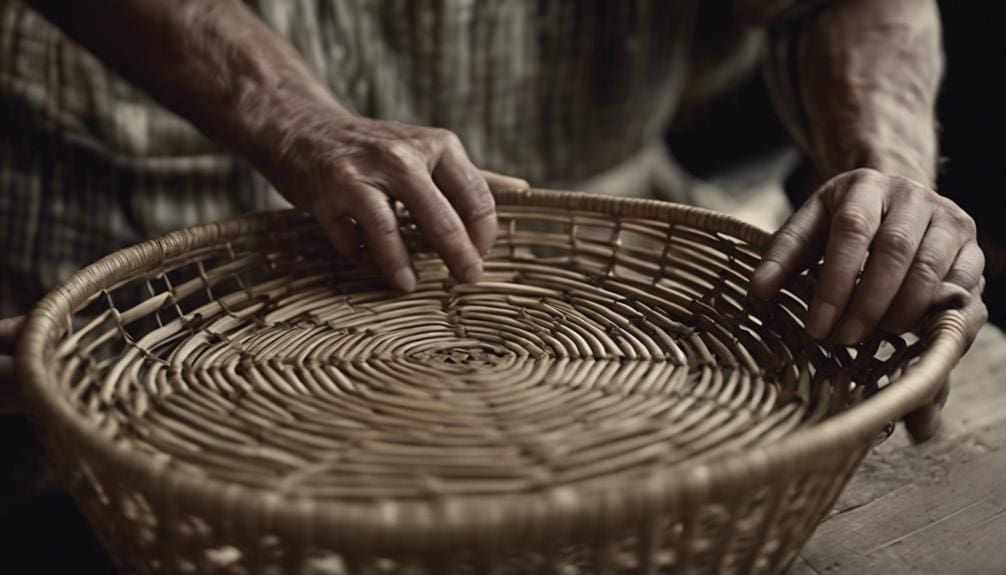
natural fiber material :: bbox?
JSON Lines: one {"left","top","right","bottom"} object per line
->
{"left": 19, "top": 189, "right": 968, "bottom": 574}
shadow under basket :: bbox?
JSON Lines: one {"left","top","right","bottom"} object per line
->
{"left": 18, "top": 188, "right": 967, "bottom": 574}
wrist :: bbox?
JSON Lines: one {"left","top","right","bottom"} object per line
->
{"left": 843, "top": 142, "right": 936, "bottom": 188}
{"left": 239, "top": 88, "right": 354, "bottom": 188}
{"left": 809, "top": 120, "right": 937, "bottom": 188}
{"left": 165, "top": 2, "right": 355, "bottom": 186}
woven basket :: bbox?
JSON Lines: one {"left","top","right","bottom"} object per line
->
{"left": 19, "top": 188, "right": 967, "bottom": 575}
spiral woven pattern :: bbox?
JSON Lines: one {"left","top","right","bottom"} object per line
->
{"left": 20, "top": 189, "right": 964, "bottom": 574}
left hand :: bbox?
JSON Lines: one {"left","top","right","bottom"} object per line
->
{"left": 749, "top": 168, "right": 987, "bottom": 440}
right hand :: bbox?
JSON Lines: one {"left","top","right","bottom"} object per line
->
{"left": 263, "top": 110, "right": 527, "bottom": 292}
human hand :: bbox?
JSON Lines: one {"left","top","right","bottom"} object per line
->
{"left": 264, "top": 111, "right": 527, "bottom": 292}
{"left": 900, "top": 278, "right": 986, "bottom": 442}
{"left": 749, "top": 168, "right": 987, "bottom": 441}
{"left": 1, "top": 316, "right": 25, "bottom": 412}
{"left": 750, "top": 168, "right": 985, "bottom": 344}
{"left": 480, "top": 169, "right": 531, "bottom": 195}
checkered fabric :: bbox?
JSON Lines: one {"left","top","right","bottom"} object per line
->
{"left": 0, "top": 0, "right": 812, "bottom": 316}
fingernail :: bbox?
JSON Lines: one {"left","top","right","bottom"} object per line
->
{"left": 394, "top": 267, "right": 417, "bottom": 293}
{"left": 807, "top": 302, "right": 838, "bottom": 340}
{"left": 752, "top": 261, "right": 780, "bottom": 295}
{"left": 462, "top": 260, "right": 483, "bottom": 284}
{"left": 837, "top": 318, "right": 866, "bottom": 346}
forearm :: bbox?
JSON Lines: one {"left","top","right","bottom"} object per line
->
{"left": 750, "top": 1, "right": 983, "bottom": 439}
{"left": 29, "top": 0, "right": 502, "bottom": 291}
{"left": 28, "top": 0, "right": 347, "bottom": 184}
{"left": 789, "top": 0, "right": 943, "bottom": 186}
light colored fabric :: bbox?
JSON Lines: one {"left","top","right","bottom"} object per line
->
{"left": 0, "top": 2, "right": 281, "bottom": 315}
{"left": 580, "top": 139, "right": 794, "bottom": 233}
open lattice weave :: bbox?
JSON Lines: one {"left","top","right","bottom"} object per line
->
{"left": 19, "top": 189, "right": 967, "bottom": 574}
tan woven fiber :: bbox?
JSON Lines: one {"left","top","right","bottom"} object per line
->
{"left": 18, "top": 188, "right": 968, "bottom": 574}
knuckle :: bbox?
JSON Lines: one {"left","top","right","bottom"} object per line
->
{"left": 910, "top": 251, "right": 945, "bottom": 285}
{"left": 832, "top": 208, "right": 875, "bottom": 242}
{"left": 848, "top": 167, "right": 882, "bottom": 184}
{"left": 934, "top": 195, "right": 954, "bottom": 210}
{"left": 359, "top": 205, "right": 399, "bottom": 238}
{"left": 372, "top": 140, "right": 419, "bottom": 169}
{"left": 948, "top": 266, "right": 983, "bottom": 291}
{"left": 936, "top": 197, "right": 977, "bottom": 234}
{"left": 875, "top": 227, "right": 917, "bottom": 261}
{"left": 976, "top": 247, "right": 987, "bottom": 274}
{"left": 955, "top": 211, "right": 978, "bottom": 236}
{"left": 328, "top": 156, "right": 360, "bottom": 183}
{"left": 430, "top": 127, "right": 461, "bottom": 147}
{"left": 463, "top": 192, "right": 496, "bottom": 223}
{"left": 952, "top": 247, "right": 987, "bottom": 289}
{"left": 774, "top": 224, "right": 811, "bottom": 247}
{"left": 888, "top": 173, "right": 925, "bottom": 191}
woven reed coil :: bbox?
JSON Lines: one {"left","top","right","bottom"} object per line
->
{"left": 18, "top": 189, "right": 968, "bottom": 575}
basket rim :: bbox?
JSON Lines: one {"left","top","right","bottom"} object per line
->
{"left": 16, "top": 188, "right": 968, "bottom": 552}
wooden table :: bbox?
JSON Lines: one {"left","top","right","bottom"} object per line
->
{"left": 792, "top": 325, "right": 1006, "bottom": 574}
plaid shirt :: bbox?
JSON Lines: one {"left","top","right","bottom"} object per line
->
{"left": 0, "top": 0, "right": 812, "bottom": 317}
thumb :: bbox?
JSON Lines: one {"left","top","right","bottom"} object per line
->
{"left": 480, "top": 169, "right": 529, "bottom": 194}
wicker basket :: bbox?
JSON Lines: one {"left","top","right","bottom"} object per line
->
{"left": 18, "top": 188, "right": 967, "bottom": 574}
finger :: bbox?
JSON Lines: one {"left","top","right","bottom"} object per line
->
{"left": 433, "top": 137, "right": 498, "bottom": 255}
{"left": 749, "top": 195, "right": 829, "bottom": 301}
{"left": 480, "top": 169, "right": 529, "bottom": 193}
{"left": 935, "top": 242, "right": 987, "bottom": 349}
{"left": 392, "top": 167, "right": 483, "bottom": 284}
{"left": 904, "top": 278, "right": 987, "bottom": 444}
{"left": 835, "top": 196, "right": 931, "bottom": 345}
{"left": 907, "top": 278, "right": 985, "bottom": 347}
{"left": 327, "top": 216, "right": 360, "bottom": 259}
{"left": 312, "top": 188, "right": 361, "bottom": 259}
{"left": 350, "top": 186, "right": 417, "bottom": 292}
{"left": 931, "top": 281, "right": 972, "bottom": 312}
{"left": 955, "top": 280, "right": 989, "bottom": 350}
{"left": 943, "top": 240, "right": 985, "bottom": 293}
{"left": 922, "top": 278, "right": 985, "bottom": 353}
{"left": 904, "top": 377, "right": 950, "bottom": 443}
{"left": 0, "top": 316, "right": 25, "bottom": 353}
{"left": 880, "top": 223, "right": 960, "bottom": 333}
{"left": 805, "top": 182, "right": 883, "bottom": 340}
